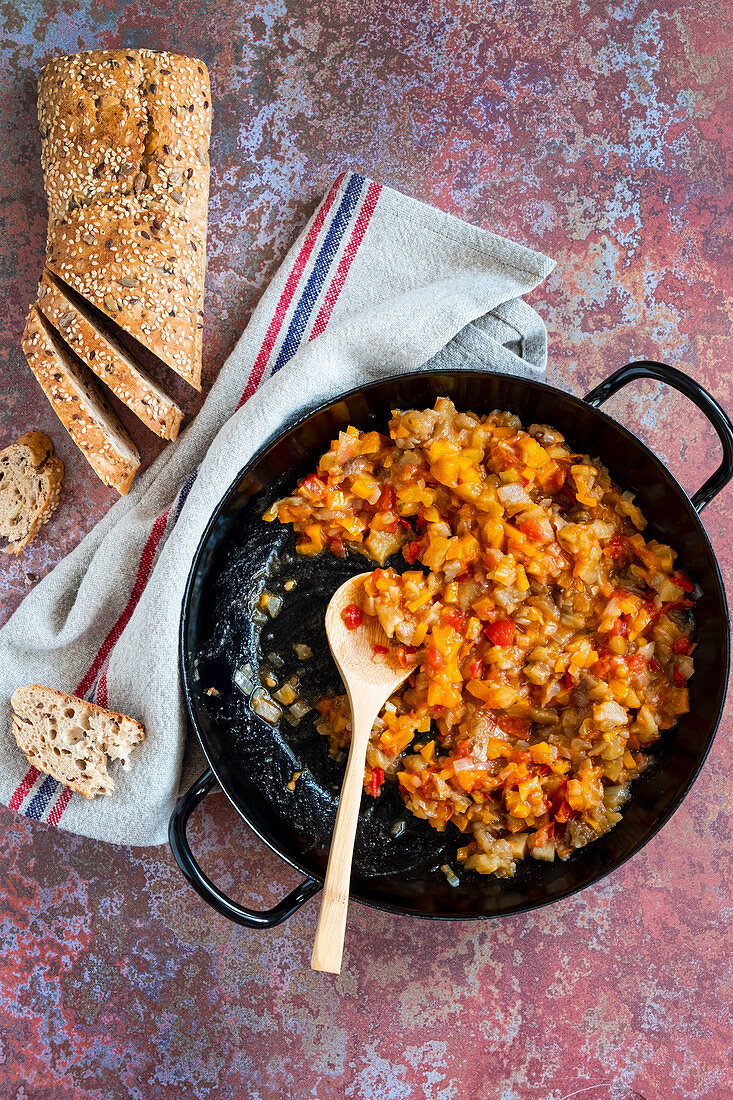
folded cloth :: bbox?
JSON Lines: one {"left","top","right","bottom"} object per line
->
{"left": 0, "top": 171, "right": 555, "bottom": 845}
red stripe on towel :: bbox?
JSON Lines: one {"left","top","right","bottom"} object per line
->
{"left": 237, "top": 173, "right": 346, "bottom": 408}
{"left": 75, "top": 508, "right": 172, "bottom": 699}
{"left": 309, "top": 180, "right": 382, "bottom": 340}
{"left": 46, "top": 507, "right": 172, "bottom": 826}
{"left": 9, "top": 766, "right": 40, "bottom": 812}
{"left": 46, "top": 785, "right": 73, "bottom": 825}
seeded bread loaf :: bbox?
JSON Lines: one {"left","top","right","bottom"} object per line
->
{"left": 39, "top": 49, "right": 210, "bottom": 389}
{"left": 37, "top": 272, "right": 184, "bottom": 441}
{"left": 11, "top": 684, "right": 145, "bottom": 798}
{"left": 22, "top": 307, "right": 140, "bottom": 495}
{"left": 0, "top": 431, "right": 64, "bottom": 554}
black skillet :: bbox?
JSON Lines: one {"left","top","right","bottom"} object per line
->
{"left": 169, "top": 361, "right": 733, "bottom": 926}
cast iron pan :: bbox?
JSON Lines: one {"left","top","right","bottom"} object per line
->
{"left": 170, "top": 362, "right": 733, "bottom": 925}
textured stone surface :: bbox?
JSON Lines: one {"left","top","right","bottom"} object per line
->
{"left": 0, "top": 1, "right": 731, "bottom": 1097}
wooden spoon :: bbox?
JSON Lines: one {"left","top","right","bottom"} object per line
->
{"left": 311, "top": 571, "right": 414, "bottom": 974}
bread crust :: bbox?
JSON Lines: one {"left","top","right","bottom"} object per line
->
{"left": 37, "top": 271, "right": 184, "bottom": 441}
{"left": 0, "top": 431, "right": 64, "bottom": 554}
{"left": 39, "top": 50, "right": 210, "bottom": 389}
{"left": 21, "top": 306, "right": 140, "bottom": 495}
{"left": 11, "top": 684, "right": 146, "bottom": 799}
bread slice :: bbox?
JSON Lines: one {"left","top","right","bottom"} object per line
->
{"left": 21, "top": 306, "right": 140, "bottom": 495}
{"left": 37, "top": 271, "right": 184, "bottom": 441}
{"left": 11, "top": 684, "right": 145, "bottom": 799}
{"left": 39, "top": 50, "right": 210, "bottom": 390}
{"left": 0, "top": 431, "right": 64, "bottom": 554}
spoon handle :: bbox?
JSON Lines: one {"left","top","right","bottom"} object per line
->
{"left": 311, "top": 695, "right": 376, "bottom": 974}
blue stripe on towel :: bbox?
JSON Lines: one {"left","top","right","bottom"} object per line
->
{"left": 272, "top": 172, "right": 366, "bottom": 372}
{"left": 25, "top": 774, "right": 61, "bottom": 820}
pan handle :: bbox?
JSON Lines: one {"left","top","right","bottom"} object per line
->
{"left": 169, "top": 769, "right": 321, "bottom": 928}
{"left": 584, "top": 360, "right": 733, "bottom": 513}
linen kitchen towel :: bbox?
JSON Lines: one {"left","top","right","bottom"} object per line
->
{"left": 0, "top": 171, "right": 555, "bottom": 844}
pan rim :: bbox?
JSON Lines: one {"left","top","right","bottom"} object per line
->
{"left": 179, "top": 366, "right": 731, "bottom": 919}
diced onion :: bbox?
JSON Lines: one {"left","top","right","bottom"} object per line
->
{"left": 234, "top": 664, "right": 254, "bottom": 695}
{"left": 293, "top": 643, "right": 313, "bottom": 660}
{"left": 251, "top": 688, "right": 282, "bottom": 724}
{"left": 440, "top": 864, "right": 460, "bottom": 887}
{"left": 289, "top": 700, "right": 312, "bottom": 721}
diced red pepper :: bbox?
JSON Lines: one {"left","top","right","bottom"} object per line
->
{"left": 300, "top": 474, "right": 327, "bottom": 497}
{"left": 672, "top": 637, "right": 692, "bottom": 654}
{"left": 398, "top": 517, "right": 413, "bottom": 530}
{"left": 341, "top": 604, "right": 363, "bottom": 630}
{"left": 403, "top": 540, "right": 422, "bottom": 565}
{"left": 370, "top": 767, "right": 384, "bottom": 798}
{"left": 627, "top": 652, "right": 646, "bottom": 674}
{"left": 562, "top": 672, "right": 573, "bottom": 691}
{"left": 484, "top": 619, "right": 515, "bottom": 646}
{"left": 673, "top": 572, "right": 694, "bottom": 593}
{"left": 546, "top": 465, "right": 568, "bottom": 491}
{"left": 328, "top": 535, "right": 346, "bottom": 558}
{"left": 415, "top": 509, "right": 428, "bottom": 531}
{"left": 468, "top": 657, "right": 483, "bottom": 678}
{"left": 663, "top": 599, "right": 694, "bottom": 613}
{"left": 378, "top": 485, "right": 396, "bottom": 511}
{"left": 373, "top": 644, "right": 388, "bottom": 655}
{"left": 497, "top": 716, "right": 531, "bottom": 738}
{"left": 549, "top": 777, "right": 567, "bottom": 808}
{"left": 673, "top": 665, "right": 686, "bottom": 686}
{"left": 611, "top": 615, "right": 630, "bottom": 637}
{"left": 648, "top": 658, "right": 661, "bottom": 672}
{"left": 397, "top": 644, "right": 417, "bottom": 668}
{"left": 425, "top": 647, "right": 445, "bottom": 670}
{"left": 554, "top": 800, "right": 578, "bottom": 824}
{"left": 604, "top": 534, "right": 627, "bottom": 561}
{"left": 519, "top": 518, "right": 545, "bottom": 542}
{"left": 445, "top": 608, "right": 465, "bottom": 630}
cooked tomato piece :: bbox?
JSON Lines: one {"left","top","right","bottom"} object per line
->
{"left": 519, "top": 518, "right": 545, "bottom": 542}
{"left": 672, "top": 637, "right": 691, "bottom": 654}
{"left": 425, "top": 647, "right": 445, "bottom": 670}
{"left": 484, "top": 619, "right": 515, "bottom": 646}
{"left": 403, "top": 540, "right": 422, "bottom": 564}
{"left": 341, "top": 604, "right": 363, "bottom": 629}
{"left": 604, "top": 534, "right": 627, "bottom": 560}
{"left": 611, "top": 615, "right": 630, "bottom": 637}
{"left": 378, "top": 485, "right": 396, "bottom": 510}
{"left": 328, "top": 535, "right": 347, "bottom": 558}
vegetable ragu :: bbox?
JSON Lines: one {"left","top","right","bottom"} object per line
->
{"left": 264, "top": 398, "right": 697, "bottom": 878}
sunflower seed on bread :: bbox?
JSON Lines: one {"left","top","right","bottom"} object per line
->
{"left": 0, "top": 431, "right": 64, "bottom": 555}
{"left": 11, "top": 685, "right": 146, "bottom": 799}
{"left": 39, "top": 49, "right": 210, "bottom": 390}
{"left": 21, "top": 306, "right": 140, "bottom": 495}
{"left": 37, "top": 271, "right": 184, "bottom": 441}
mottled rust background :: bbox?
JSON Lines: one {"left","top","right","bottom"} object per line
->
{"left": 1, "top": 1, "right": 731, "bottom": 1097}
